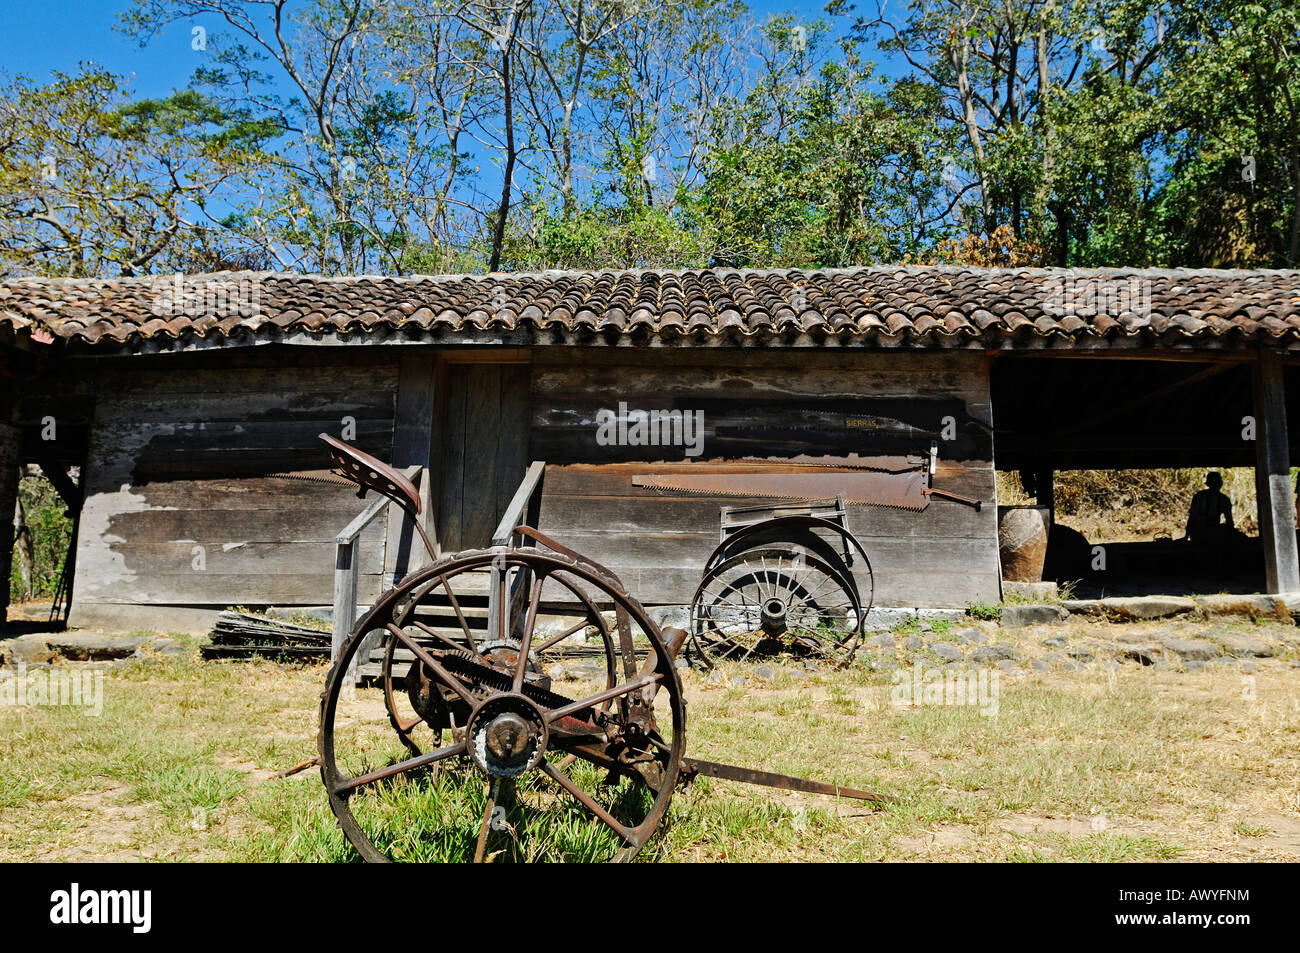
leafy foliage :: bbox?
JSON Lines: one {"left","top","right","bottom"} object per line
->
{"left": 0, "top": 67, "right": 276, "bottom": 276}
{"left": 10, "top": 475, "right": 72, "bottom": 602}
{"left": 0, "top": 0, "right": 1294, "bottom": 275}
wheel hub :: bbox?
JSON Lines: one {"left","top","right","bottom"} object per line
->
{"left": 485, "top": 712, "right": 530, "bottom": 762}
{"left": 760, "top": 597, "right": 788, "bottom": 635}
{"left": 467, "top": 694, "right": 548, "bottom": 778}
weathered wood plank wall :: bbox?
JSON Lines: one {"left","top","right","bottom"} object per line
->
{"left": 57, "top": 344, "right": 998, "bottom": 629}
{"left": 385, "top": 352, "right": 437, "bottom": 585}
{"left": 529, "top": 350, "right": 1000, "bottom": 607}
{"left": 69, "top": 350, "right": 397, "bottom": 629}
{"left": 436, "top": 361, "right": 531, "bottom": 551}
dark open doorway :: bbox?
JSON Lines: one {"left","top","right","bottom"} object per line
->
{"left": 992, "top": 355, "right": 1299, "bottom": 598}
{"left": 5, "top": 378, "right": 90, "bottom": 633}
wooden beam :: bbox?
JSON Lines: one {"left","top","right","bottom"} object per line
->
{"left": 492, "top": 461, "right": 546, "bottom": 546}
{"left": 427, "top": 356, "right": 450, "bottom": 543}
{"left": 0, "top": 387, "right": 18, "bottom": 628}
{"left": 985, "top": 340, "right": 1300, "bottom": 358}
{"left": 1034, "top": 469, "right": 1054, "bottom": 512}
{"left": 332, "top": 538, "right": 359, "bottom": 670}
{"left": 36, "top": 460, "right": 82, "bottom": 511}
{"left": 439, "top": 347, "right": 532, "bottom": 365}
{"left": 1252, "top": 352, "right": 1300, "bottom": 593}
{"left": 336, "top": 492, "right": 394, "bottom": 679}
{"left": 385, "top": 353, "right": 437, "bottom": 586}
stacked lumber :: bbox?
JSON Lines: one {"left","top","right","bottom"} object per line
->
{"left": 201, "top": 611, "right": 332, "bottom": 661}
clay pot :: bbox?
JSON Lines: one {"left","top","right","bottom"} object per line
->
{"left": 999, "top": 506, "right": 1051, "bottom": 583}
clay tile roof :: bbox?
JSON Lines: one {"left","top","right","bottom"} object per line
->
{"left": 3, "top": 266, "right": 1300, "bottom": 352}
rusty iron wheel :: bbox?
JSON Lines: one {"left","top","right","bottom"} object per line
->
{"left": 688, "top": 515, "right": 872, "bottom": 668}
{"left": 319, "top": 546, "right": 685, "bottom": 863}
{"left": 375, "top": 573, "right": 622, "bottom": 760}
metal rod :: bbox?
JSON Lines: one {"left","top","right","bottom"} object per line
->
{"left": 683, "top": 758, "right": 896, "bottom": 805}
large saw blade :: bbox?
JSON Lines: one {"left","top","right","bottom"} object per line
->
{"left": 735, "top": 454, "right": 925, "bottom": 473}
{"left": 631, "top": 467, "right": 929, "bottom": 510}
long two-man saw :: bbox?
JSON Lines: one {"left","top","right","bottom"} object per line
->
{"left": 632, "top": 462, "right": 931, "bottom": 510}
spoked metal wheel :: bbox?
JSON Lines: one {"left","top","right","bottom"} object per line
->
{"left": 689, "top": 515, "right": 872, "bottom": 668}
{"left": 690, "top": 547, "right": 864, "bottom": 665}
{"left": 319, "top": 546, "right": 685, "bottom": 863}
{"left": 376, "top": 568, "right": 621, "bottom": 759}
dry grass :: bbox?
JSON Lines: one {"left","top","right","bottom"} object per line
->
{"left": 1, "top": 625, "right": 1298, "bottom": 862}
{"left": 997, "top": 468, "right": 1264, "bottom": 542}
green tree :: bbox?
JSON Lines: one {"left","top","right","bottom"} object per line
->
{"left": 10, "top": 473, "right": 73, "bottom": 603}
{"left": 0, "top": 67, "right": 272, "bottom": 277}
{"left": 1154, "top": 0, "right": 1300, "bottom": 267}
{"left": 693, "top": 19, "right": 960, "bottom": 266}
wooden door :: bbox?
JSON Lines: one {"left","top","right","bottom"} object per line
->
{"left": 436, "top": 362, "right": 531, "bottom": 551}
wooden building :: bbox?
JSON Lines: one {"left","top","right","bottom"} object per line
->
{"left": 2, "top": 266, "right": 1299, "bottom": 632}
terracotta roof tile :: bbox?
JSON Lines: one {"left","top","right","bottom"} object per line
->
{"left": 3, "top": 266, "right": 1300, "bottom": 351}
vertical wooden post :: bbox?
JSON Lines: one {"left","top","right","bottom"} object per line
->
{"left": 332, "top": 539, "right": 358, "bottom": 667}
{"left": 1252, "top": 351, "right": 1299, "bottom": 593}
{"left": 1034, "top": 468, "right": 1054, "bottom": 514}
{"left": 385, "top": 352, "right": 437, "bottom": 588}
{"left": 487, "top": 561, "right": 502, "bottom": 643}
{"left": 0, "top": 387, "right": 19, "bottom": 629}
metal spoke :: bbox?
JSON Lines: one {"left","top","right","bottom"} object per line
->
{"left": 791, "top": 623, "right": 832, "bottom": 645}
{"left": 710, "top": 592, "right": 757, "bottom": 615}
{"left": 333, "top": 740, "right": 467, "bottom": 796}
{"left": 473, "top": 779, "right": 500, "bottom": 864}
{"left": 774, "top": 566, "right": 805, "bottom": 602}
{"left": 534, "top": 616, "right": 592, "bottom": 654}
{"left": 705, "top": 604, "right": 757, "bottom": 639}
{"left": 512, "top": 572, "right": 545, "bottom": 693}
{"left": 410, "top": 618, "right": 475, "bottom": 655}
{"left": 386, "top": 623, "right": 479, "bottom": 708}
{"left": 796, "top": 572, "right": 841, "bottom": 605}
{"left": 718, "top": 639, "right": 756, "bottom": 661}
{"left": 545, "top": 674, "right": 658, "bottom": 723}
{"left": 381, "top": 634, "right": 424, "bottom": 756}
{"left": 735, "top": 573, "right": 767, "bottom": 604}
{"left": 438, "top": 573, "right": 479, "bottom": 656}
{"left": 759, "top": 556, "right": 777, "bottom": 601}
{"left": 540, "top": 759, "right": 636, "bottom": 845}
{"left": 787, "top": 565, "right": 828, "bottom": 603}
{"left": 708, "top": 580, "right": 753, "bottom": 608}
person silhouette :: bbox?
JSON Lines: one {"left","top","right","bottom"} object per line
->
{"left": 1185, "top": 472, "right": 1233, "bottom": 545}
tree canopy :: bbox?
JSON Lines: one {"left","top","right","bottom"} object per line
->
{"left": 2, "top": 0, "right": 1296, "bottom": 276}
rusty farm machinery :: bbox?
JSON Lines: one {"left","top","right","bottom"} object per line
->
{"left": 316, "top": 435, "right": 894, "bottom": 862}
{"left": 638, "top": 453, "right": 978, "bottom": 668}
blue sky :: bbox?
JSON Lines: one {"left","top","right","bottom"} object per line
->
{"left": 1, "top": 1, "right": 198, "bottom": 96}
{"left": 0, "top": 1, "right": 891, "bottom": 98}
